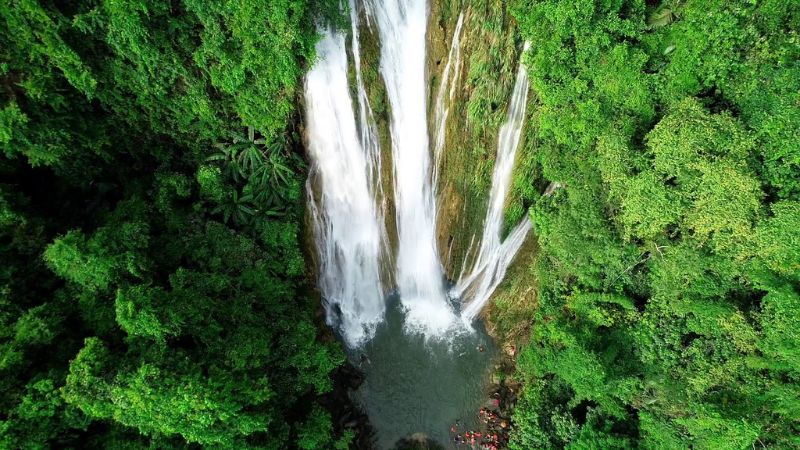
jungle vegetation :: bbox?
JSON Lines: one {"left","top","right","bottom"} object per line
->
{"left": 2, "top": 0, "right": 799, "bottom": 449}
{"left": 0, "top": 0, "right": 349, "bottom": 448}
{"left": 506, "top": 1, "right": 800, "bottom": 449}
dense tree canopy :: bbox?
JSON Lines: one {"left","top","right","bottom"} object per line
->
{"left": 2, "top": 0, "right": 799, "bottom": 448}
{"left": 507, "top": 0, "right": 800, "bottom": 448}
{"left": 1, "top": 0, "right": 346, "bottom": 448}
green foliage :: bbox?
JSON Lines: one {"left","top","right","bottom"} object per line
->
{"left": 753, "top": 201, "right": 800, "bottom": 279}
{"left": 2, "top": 0, "right": 97, "bottom": 97}
{"left": 14, "top": 304, "right": 59, "bottom": 346}
{"left": 0, "top": 0, "right": 345, "bottom": 448}
{"left": 65, "top": 339, "right": 278, "bottom": 447}
{"left": 0, "top": 103, "right": 26, "bottom": 147}
{"left": 508, "top": 0, "right": 800, "bottom": 448}
{"left": 44, "top": 230, "right": 115, "bottom": 292}
{"left": 757, "top": 286, "right": 800, "bottom": 375}
{"left": 115, "top": 286, "right": 178, "bottom": 342}
{"left": 295, "top": 406, "right": 334, "bottom": 450}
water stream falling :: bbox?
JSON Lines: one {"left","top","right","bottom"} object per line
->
{"left": 366, "top": 0, "right": 457, "bottom": 335}
{"left": 452, "top": 43, "right": 533, "bottom": 322}
{"left": 306, "top": 1, "right": 531, "bottom": 342}
{"left": 305, "top": 28, "right": 386, "bottom": 347}
{"left": 349, "top": 0, "right": 386, "bottom": 211}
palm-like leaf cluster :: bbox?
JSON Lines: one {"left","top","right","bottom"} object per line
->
{"left": 207, "top": 127, "right": 300, "bottom": 225}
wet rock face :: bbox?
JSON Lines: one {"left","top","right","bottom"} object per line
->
{"left": 392, "top": 434, "right": 446, "bottom": 450}
{"left": 426, "top": 0, "right": 523, "bottom": 280}
{"left": 320, "top": 362, "right": 375, "bottom": 449}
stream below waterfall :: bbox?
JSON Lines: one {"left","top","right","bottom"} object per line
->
{"left": 347, "top": 298, "right": 497, "bottom": 450}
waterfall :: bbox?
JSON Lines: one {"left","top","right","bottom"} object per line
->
{"left": 366, "top": 0, "right": 457, "bottom": 335}
{"left": 349, "top": 0, "right": 386, "bottom": 212}
{"left": 305, "top": 28, "right": 386, "bottom": 347}
{"left": 349, "top": 0, "right": 392, "bottom": 279}
{"left": 453, "top": 43, "right": 532, "bottom": 322}
{"left": 305, "top": 2, "right": 531, "bottom": 344}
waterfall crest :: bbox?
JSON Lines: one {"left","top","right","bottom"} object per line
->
{"left": 453, "top": 42, "right": 532, "bottom": 322}
{"left": 305, "top": 28, "right": 386, "bottom": 346}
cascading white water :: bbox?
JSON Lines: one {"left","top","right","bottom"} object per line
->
{"left": 458, "top": 218, "right": 531, "bottom": 320}
{"left": 305, "top": 28, "right": 386, "bottom": 347}
{"left": 432, "top": 12, "right": 465, "bottom": 189}
{"left": 366, "top": 0, "right": 457, "bottom": 335}
{"left": 306, "top": 3, "right": 531, "bottom": 344}
{"left": 453, "top": 43, "right": 533, "bottom": 322}
{"left": 349, "top": 0, "right": 386, "bottom": 210}
{"left": 348, "top": 0, "right": 392, "bottom": 277}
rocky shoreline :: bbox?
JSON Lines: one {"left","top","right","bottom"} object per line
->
{"left": 321, "top": 362, "right": 377, "bottom": 449}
